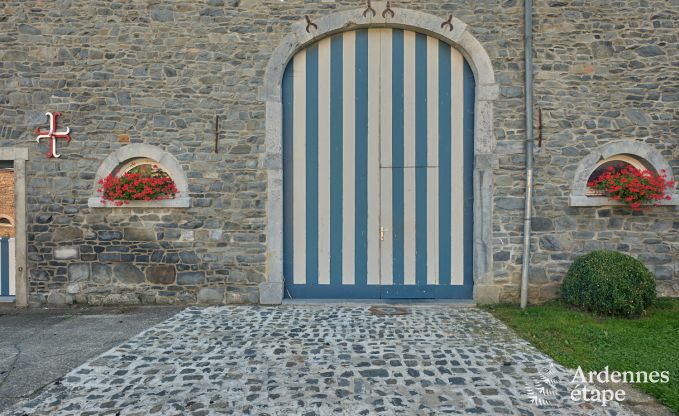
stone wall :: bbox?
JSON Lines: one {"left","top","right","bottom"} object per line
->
{"left": 528, "top": 0, "right": 678, "bottom": 300}
{"left": 0, "top": 0, "right": 676, "bottom": 305}
{"left": 0, "top": 169, "right": 16, "bottom": 238}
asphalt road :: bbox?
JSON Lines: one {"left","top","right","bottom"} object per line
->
{"left": 0, "top": 305, "right": 181, "bottom": 410}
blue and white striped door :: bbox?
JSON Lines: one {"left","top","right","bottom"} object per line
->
{"left": 283, "top": 29, "right": 474, "bottom": 299}
{"left": 0, "top": 237, "right": 15, "bottom": 297}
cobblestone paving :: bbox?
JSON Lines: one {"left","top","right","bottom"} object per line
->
{"left": 9, "top": 306, "right": 634, "bottom": 415}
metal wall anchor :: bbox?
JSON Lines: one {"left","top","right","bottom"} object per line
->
{"left": 441, "top": 15, "right": 454, "bottom": 31}
{"left": 537, "top": 107, "right": 543, "bottom": 147}
{"left": 215, "top": 115, "right": 220, "bottom": 153}
{"left": 363, "top": 0, "right": 376, "bottom": 17}
{"left": 305, "top": 15, "right": 317, "bottom": 33}
{"left": 382, "top": 1, "right": 395, "bottom": 18}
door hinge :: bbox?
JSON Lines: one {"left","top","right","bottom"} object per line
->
{"left": 380, "top": 226, "right": 386, "bottom": 241}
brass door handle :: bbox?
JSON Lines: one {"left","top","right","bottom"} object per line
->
{"left": 380, "top": 227, "right": 388, "bottom": 241}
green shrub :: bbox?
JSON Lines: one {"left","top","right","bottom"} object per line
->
{"left": 561, "top": 250, "right": 655, "bottom": 318}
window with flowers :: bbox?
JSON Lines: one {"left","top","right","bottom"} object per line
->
{"left": 585, "top": 155, "right": 650, "bottom": 196}
{"left": 587, "top": 161, "right": 674, "bottom": 210}
{"left": 569, "top": 142, "right": 678, "bottom": 208}
{"left": 98, "top": 158, "right": 178, "bottom": 206}
{"left": 88, "top": 144, "right": 191, "bottom": 208}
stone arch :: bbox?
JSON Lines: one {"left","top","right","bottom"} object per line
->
{"left": 88, "top": 144, "right": 191, "bottom": 208}
{"left": 260, "top": 2, "right": 499, "bottom": 304}
{"left": 569, "top": 140, "right": 678, "bottom": 207}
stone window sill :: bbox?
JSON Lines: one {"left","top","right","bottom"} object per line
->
{"left": 569, "top": 195, "right": 679, "bottom": 207}
{"left": 87, "top": 197, "right": 191, "bottom": 208}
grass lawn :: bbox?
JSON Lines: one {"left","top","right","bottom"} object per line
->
{"left": 484, "top": 299, "right": 679, "bottom": 413}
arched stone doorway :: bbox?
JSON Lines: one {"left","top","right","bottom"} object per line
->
{"left": 260, "top": 2, "right": 498, "bottom": 304}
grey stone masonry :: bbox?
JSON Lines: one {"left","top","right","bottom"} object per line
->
{"left": 0, "top": 0, "right": 676, "bottom": 305}
{"left": 522, "top": 0, "right": 679, "bottom": 301}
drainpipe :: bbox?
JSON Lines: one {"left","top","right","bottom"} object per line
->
{"left": 520, "top": 0, "right": 534, "bottom": 309}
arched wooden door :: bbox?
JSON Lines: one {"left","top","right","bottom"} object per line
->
{"left": 282, "top": 29, "right": 474, "bottom": 299}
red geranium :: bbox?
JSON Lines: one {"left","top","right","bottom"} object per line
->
{"left": 98, "top": 166, "right": 177, "bottom": 206}
{"left": 587, "top": 164, "right": 675, "bottom": 211}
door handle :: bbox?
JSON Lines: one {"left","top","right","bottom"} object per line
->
{"left": 380, "top": 227, "right": 388, "bottom": 241}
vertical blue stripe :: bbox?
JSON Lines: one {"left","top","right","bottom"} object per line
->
{"left": 463, "top": 60, "right": 475, "bottom": 287}
{"left": 282, "top": 59, "right": 294, "bottom": 286}
{"left": 415, "top": 33, "right": 428, "bottom": 286}
{"left": 329, "top": 35, "right": 344, "bottom": 285}
{"left": 391, "top": 29, "right": 405, "bottom": 286}
{"left": 354, "top": 29, "right": 369, "bottom": 286}
{"left": 0, "top": 238, "right": 8, "bottom": 296}
{"left": 306, "top": 44, "right": 319, "bottom": 285}
{"left": 438, "top": 42, "right": 452, "bottom": 286}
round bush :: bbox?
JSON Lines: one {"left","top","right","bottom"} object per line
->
{"left": 561, "top": 250, "right": 656, "bottom": 318}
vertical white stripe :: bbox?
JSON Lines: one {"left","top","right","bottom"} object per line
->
{"left": 317, "top": 38, "right": 331, "bottom": 285}
{"left": 403, "top": 31, "right": 416, "bottom": 285}
{"left": 342, "top": 31, "right": 356, "bottom": 285}
{"left": 451, "top": 47, "right": 465, "bottom": 286}
{"left": 426, "top": 169, "right": 438, "bottom": 285}
{"left": 292, "top": 51, "right": 307, "bottom": 284}
{"left": 367, "top": 29, "right": 380, "bottom": 285}
{"left": 8, "top": 238, "right": 15, "bottom": 296}
{"left": 380, "top": 29, "right": 393, "bottom": 169}
{"left": 427, "top": 37, "right": 439, "bottom": 286}
{"left": 404, "top": 170, "right": 416, "bottom": 285}
{"left": 380, "top": 174, "right": 393, "bottom": 286}
{"left": 403, "top": 31, "right": 417, "bottom": 169}
{"left": 379, "top": 29, "right": 393, "bottom": 285}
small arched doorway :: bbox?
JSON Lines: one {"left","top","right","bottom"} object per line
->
{"left": 282, "top": 28, "right": 474, "bottom": 299}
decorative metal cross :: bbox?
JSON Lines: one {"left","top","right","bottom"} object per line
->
{"left": 35, "top": 111, "right": 71, "bottom": 158}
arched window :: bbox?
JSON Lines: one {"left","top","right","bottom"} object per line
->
{"left": 88, "top": 144, "right": 191, "bottom": 208}
{"left": 0, "top": 216, "right": 12, "bottom": 226}
{"left": 116, "top": 158, "right": 171, "bottom": 178}
{"left": 96, "top": 157, "right": 178, "bottom": 205}
{"left": 586, "top": 154, "right": 654, "bottom": 196}
{"left": 570, "top": 141, "right": 678, "bottom": 207}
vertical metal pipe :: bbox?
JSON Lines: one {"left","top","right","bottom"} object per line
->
{"left": 520, "top": 0, "right": 534, "bottom": 309}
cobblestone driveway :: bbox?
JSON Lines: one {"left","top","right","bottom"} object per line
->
{"left": 9, "top": 305, "right": 633, "bottom": 415}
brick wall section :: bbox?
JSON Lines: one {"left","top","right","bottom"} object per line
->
{"left": 0, "top": 0, "right": 676, "bottom": 305}
{"left": 0, "top": 170, "right": 16, "bottom": 238}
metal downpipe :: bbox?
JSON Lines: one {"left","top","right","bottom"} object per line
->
{"left": 520, "top": 0, "right": 534, "bottom": 309}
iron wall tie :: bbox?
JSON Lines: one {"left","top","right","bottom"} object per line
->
{"left": 305, "top": 15, "right": 317, "bottom": 33}
{"left": 382, "top": 1, "right": 395, "bottom": 18}
{"left": 363, "top": 0, "right": 376, "bottom": 17}
{"left": 441, "top": 15, "right": 454, "bottom": 31}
